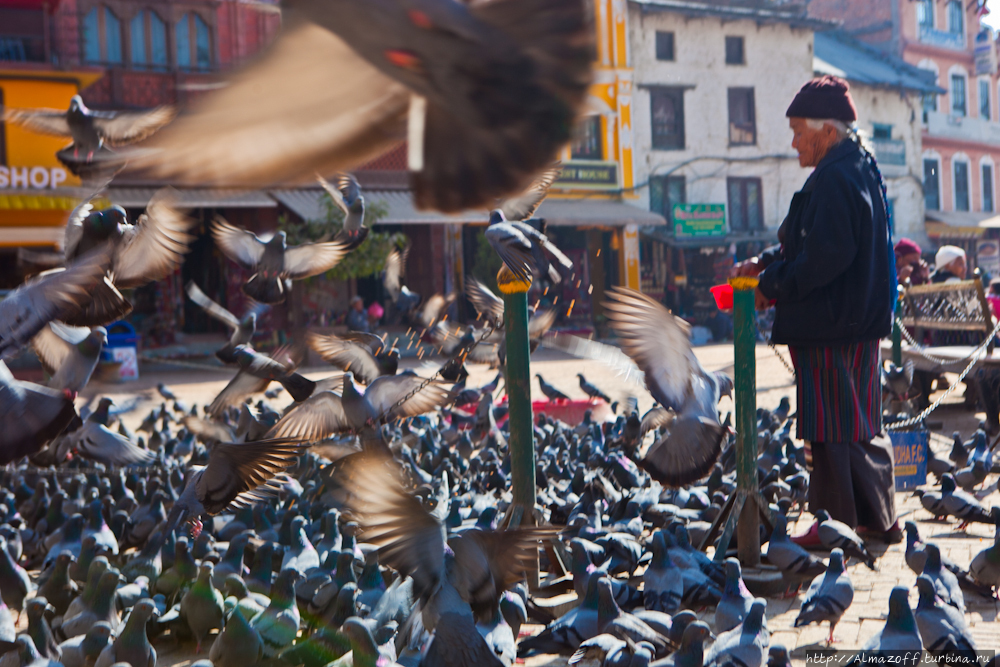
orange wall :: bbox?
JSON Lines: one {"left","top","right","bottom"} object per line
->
{"left": 1, "top": 77, "right": 83, "bottom": 187}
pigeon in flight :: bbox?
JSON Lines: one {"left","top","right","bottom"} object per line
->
{"left": 307, "top": 332, "right": 399, "bottom": 385}
{"left": 485, "top": 169, "right": 574, "bottom": 285}
{"left": 212, "top": 217, "right": 349, "bottom": 304}
{"left": 207, "top": 345, "right": 305, "bottom": 417}
{"left": 383, "top": 243, "right": 421, "bottom": 316}
{"left": 30, "top": 322, "right": 107, "bottom": 393}
{"left": 603, "top": 287, "right": 733, "bottom": 486}
{"left": 234, "top": 345, "right": 316, "bottom": 403}
{"left": 267, "top": 371, "right": 454, "bottom": 442}
{"left": 2, "top": 95, "right": 174, "bottom": 175}
{"left": 317, "top": 173, "right": 368, "bottom": 251}
{"left": 129, "top": 0, "right": 592, "bottom": 213}
{"left": 57, "top": 419, "right": 156, "bottom": 467}
{"left": 0, "top": 361, "right": 77, "bottom": 464}
{"left": 185, "top": 281, "right": 268, "bottom": 364}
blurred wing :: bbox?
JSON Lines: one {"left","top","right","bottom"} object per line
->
{"left": 527, "top": 308, "right": 557, "bottom": 340}
{"left": 31, "top": 322, "right": 91, "bottom": 376}
{"left": 130, "top": 18, "right": 410, "bottom": 186}
{"left": 267, "top": 391, "right": 349, "bottom": 442}
{"left": 365, "top": 375, "right": 455, "bottom": 421}
{"left": 415, "top": 293, "right": 455, "bottom": 329}
{"left": 208, "top": 370, "right": 270, "bottom": 417}
{"left": 497, "top": 166, "right": 560, "bottom": 221}
{"left": 113, "top": 189, "right": 195, "bottom": 287}
{"left": 93, "top": 106, "right": 176, "bottom": 146}
{"left": 383, "top": 248, "right": 403, "bottom": 301}
{"left": 283, "top": 239, "right": 349, "bottom": 279}
{"left": 452, "top": 526, "right": 555, "bottom": 599}
{"left": 306, "top": 331, "right": 382, "bottom": 384}
{"left": 75, "top": 424, "right": 156, "bottom": 466}
{"left": 484, "top": 225, "right": 533, "bottom": 284}
{"left": 341, "top": 331, "right": 387, "bottom": 356}
{"left": 542, "top": 332, "right": 645, "bottom": 388}
{"left": 64, "top": 197, "right": 97, "bottom": 257}
{"left": 465, "top": 278, "right": 504, "bottom": 325}
{"left": 182, "top": 416, "right": 236, "bottom": 443}
{"left": 317, "top": 173, "right": 349, "bottom": 215}
{"left": 2, "top": 108, "right": 71, "bottom": 137}
{"left": 338, "top": 453, "right": 445, "bottom": 600}
{"left": 602, "top": 287, "right": 693, "bottom": 410}
{"left": 196, "top": 437, "right": 309, "bottom": 514}
{"left": 639, "top": 407, "right": 673, "bottom": 438}
{"left": 337, "top": 173, "right": 361, "bottom": 203}
{"left": 185, "top": 281, "right": 241, "bottom": 330}
{"left": 212, "top": 216, "right": 266, "bottom": 269}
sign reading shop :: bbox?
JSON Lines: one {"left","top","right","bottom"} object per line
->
{"left": 0, "top": 165, "right": 70, "bottom": 189}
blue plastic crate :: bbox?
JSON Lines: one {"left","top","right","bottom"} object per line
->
{"left": 888, "top": 429, "right": 928, "bottom": 491}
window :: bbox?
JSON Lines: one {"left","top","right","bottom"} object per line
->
{"left": 981, "top": 79, "right": 992, "bottom": 120}
{"left": 951, "top": 74, "right": 967, "bottom": 116}
{"left": 82, "top": 6, "right": 122, "bottom": 64}
{"left": 130, "top": 10, "right": 167, "bottom": 69}
{"left": 727, "top": 178, "right": 763, "bottom": 231}
{"left": 873, "top": 123, "right": 892, "bottom": 140}
{"left": 917, "top": 0, "right": 934, "bottom": 28}
{"left": 650, "top": 87, "right": 685, "bottom": 150}
{"left": 655, "top": 31, "right": 674, "bottom": 61}
{"left": 0, "top": 9, "right": 46, "bottom": 62}
{"left": 984, "top": 164, "right": 994, "bottom": 212}
{"left": 924, "top": 158, "right": 940, "bottom": 210}
{"left": 727, "top": 87, "right": 756, "bottom": 145}
{"left": 725, "top": 36, "right": 744, "bottom": 65}
{"left": 571, "top": 116, "right": 602, "bottom": 160}
{"left": 947, "top": 0, "right": 964, "bottom": 36}
{"left": 650, "top": 175, "right": 685, "bottom": 221}
{"left": 955, "top": 160, "right": 970, "bottom": 211}
{"left": 177, "top": 12, "right": 211, "bottom": 71}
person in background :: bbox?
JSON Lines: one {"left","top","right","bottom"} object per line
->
{"left": 931, "top": 246, "right": 967, "bottom": 283}
{"left": 346, "top": 295, "right": 370, "bottom": 332}
{"left": 731, "top": 75, "right": 899, "bottom": 544}
{"left": 988, "top": 279, "right": 1000, "bottom": 319}
{"left": 367, "top": 301, "right": 384, "bottom": 330}
{"left": 894, "top": 238, "right": 930, "bottom": 286}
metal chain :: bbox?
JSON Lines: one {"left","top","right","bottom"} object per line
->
{"left": 886, "top": 315, "right": 1000, "bottom": 431}
{"left": 754, "top": 320, "right": 796, "bottom": 378}
{"left": 893, "top": 319, "right": 986, "bottom": 368}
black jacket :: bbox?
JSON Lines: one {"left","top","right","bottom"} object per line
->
{"left": 757, "top": 139, "right": 894, "bottom": 347}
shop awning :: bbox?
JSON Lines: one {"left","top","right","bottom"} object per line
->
{"left": 925, "top": 210, "right": 992, "bottom": 238}
{"left": 640, "top": 225, "right": 778, "bottom": 247}
{"left": 107, "top": 188, "right": 277, "bottom": 208}
{"left": 534, "top": 199, "right": 667, "bottom": 227}
{"left": 0, "top": 226, "right": 64, "bottom": 248}
{"left": 271, "top": 188, "right": 485, "bottom": 225}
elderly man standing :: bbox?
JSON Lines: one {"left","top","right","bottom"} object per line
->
{"left": 733, "top": 76, "right": 899, "bottom": 543}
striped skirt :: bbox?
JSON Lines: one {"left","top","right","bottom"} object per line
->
{"left": 788, "top": 340, "right": 882, "bottom": 444}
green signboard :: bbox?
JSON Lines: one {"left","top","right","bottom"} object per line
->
{"left": 672, "top": 203, "right": 726, "bottom": 238}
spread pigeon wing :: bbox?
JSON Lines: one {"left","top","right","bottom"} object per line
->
{"left": 211, "top": 217, "right": 267, "bottom": 270}
{"left": 484, "top": 225, "right": 534, "bottom": 284}
{"left": 528, "top": 308, "right": 557, "bottom": 340}
{"left": 2, "top": 107, "right": 71, "bottom": 137}
{"left": 267, "top": 391, "right": 350, "bottom": 442}
{"left": 185, "top": 281, "right": 241, "bottom": 330}
{"left": 306, "top": 332, "right": 382, "bottom": 384}
{"left": 497, "top": 167, "right": 560, "bottom": 222}
{"left": 316, "top": 174, "right": 350, "bottom": 216}
{"left": 30, "top": 322, "right": 93, "bottom": 377}
{"left": 181, "top": 416, "right": 236, "bottom": 444}
{"left": 341, "top": 332, "right": 388, "bottom": 356}
{"left": 74, "top": 423, "right": 156, "bottom": 465}
{"left": 92, "top": 106, "right": 176, "bottom": 146}
{"left": 208, "top": 371, "right": 270, "bottom": 417}
{"left": 465, "top": 278, "right": 505, "bottom": 326}
{"left": 415, "top": 293, "right": 456, "bottom": 329}
{"left": 541, "top": 333, "right": 645, "bottom": 388}
{"left": 282, "top": 239, "right": 349, "bottom": 279}
{"left": 130, "top": 18, "right": 410, "bottom": 187}
{"left": 196, "top": 438, "right": 308, "bottom": 514}
{"left": 365, "top": 375, "right": 455, "bottom": 421}
{"left": 602, "top": 287, "right": 694, "bottom": 411}
{"left": 383, "top": 248, "right": 405, "bottom": 302}
{"left": 63, "top": 196, "right": 99, "bottom": 259}
{"left": 113, "top": 189, "right": 195, "bottom": 288}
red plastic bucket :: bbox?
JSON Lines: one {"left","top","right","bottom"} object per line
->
{"left": 710, "top": 284, "right": 733, "bottom": 310}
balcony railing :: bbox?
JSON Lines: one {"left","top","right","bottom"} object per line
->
{"left": 918, "top": 25, "right": 966, "bottom": 51}
{"left": 871, "top": 138, "right": 906, "bottom": 166}
{"left": 925, "top": 110, "right": 1000, "bottom": 145}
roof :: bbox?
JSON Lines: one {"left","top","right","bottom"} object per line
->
{"left": 628, "top": 0, "right": 833, "bottom": 29}
{"left": 814, "top": 31, "right": 944, "bottom": 94}
{"left": 535, "top": 198, "right": 667, "bottom": 226}
{"left": 108, "top": 188, "right": 277, "bottom": 208}
{"left": 272, "top": 188, "right": 484, "bottom": 225}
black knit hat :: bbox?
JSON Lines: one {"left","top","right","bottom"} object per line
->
{"left": 785, "top": 75, "right": 858, "bottom": 123}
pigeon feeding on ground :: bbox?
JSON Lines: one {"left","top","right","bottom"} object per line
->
{"left": 211, "top": 218, "right": 350, "bottom": 304}
{"left": 603, "top": 287, "right": 733, "bottom": 486}
{"left": 130, "top": 0, "right": 591, "bottom": 213}
{"left": 317, "top": 173, "right": 368, "bottom": 251}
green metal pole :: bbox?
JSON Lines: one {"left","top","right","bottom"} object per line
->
{"left": 730, "top": 276, "right": 760, "bottom": 567}
{"left": 892, "top": 286, "right": 902, "bottom": 366}
{"left": 498, "top": 266, "right": 535, "bottom": 524}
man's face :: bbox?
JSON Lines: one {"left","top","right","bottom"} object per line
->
{"left": 898, "top": 252, "right": 921, "bottom": 267}
{"left": 790, "top": 117, "right": 838, "bottom": 168}
{"left": 946, "top": 257, "right": 967, "bottom": 279}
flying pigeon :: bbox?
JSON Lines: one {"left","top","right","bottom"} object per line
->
{"left": 30, "top": 322, "right": 106, "bottom": 393}
{"left": 185, "top": 281, "right": 267, "bottom": 364}
{"left": 211, "top": 217, "right": 349, "bottom": 304}
{"left": 0, "top": 361, "right": 77, "bottom": 464}
{"left": 128, "top": 0, "right": 591, "bottom": 213}
{"left": 317, "top": 173, "right": 368, "bottom": 250}
{"left": 57, "top": 421, "right": 156, "bottom": 467}
{"left": 383, "top": 243, "right": 421, "bottom": 316}
{"left": 234, "top": 345, "right": 316, "bottom": 403}
{"left": 3, "top": 95, "right": 174, "bottom": 174}
{"left": 602, "top": 287, "right": 733, "bottom": 486}
{"left": 307, "top": 331, "right": 399, "bottom": 384}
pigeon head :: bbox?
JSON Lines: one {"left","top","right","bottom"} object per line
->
{"left": 914, "top": 575, "right": 938, "bottom": 607}
{"left": 488, "top": 209, "right": 507, "bottom": 225}
{"left": 814, "top": 509, "right": 832, "bottom": 523}
{"left": 715, "top": 373, "right": 734, "bottom": 399}
{"left": 887, "top": 586, "right": 918, "bottom": 632}
{"left": 101, "top": 205, "right": 128, "bottom": 231}
{"left": 828, "top": 548, "right": 846, "bottom": 572}
{"left": 923, "top": 543, "right": 943, "bottom": 572}
{"left": 69, "top": 95, "right": 86, "bottom": 114}
{"left": 940, "top": 474, "right": 957, "bottom": 493}
{"left": 743, "top": 598, "right": 766, "bottom": 633}
{"left": 903, "top": 521, "right": 919, "bottom": 543}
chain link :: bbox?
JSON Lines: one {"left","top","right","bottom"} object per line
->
{"left": 754, "top": 320, "right": 796, "bottom": 378}
{"left": 893, "top": 319, "right": 986, "bottom": 368}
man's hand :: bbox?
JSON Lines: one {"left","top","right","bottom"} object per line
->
{"left": 898, "top": 264, "right": 914, "bottom": 281}
{"left": 731, "top": 257, "right": 763, "bottom": 278}
{"left": 755, "top": 288, "right": 772, "bottom": 311}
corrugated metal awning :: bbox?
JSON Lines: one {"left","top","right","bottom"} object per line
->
{"left": 271, "top": 188, "right": 485, "bottom": 225}
{"left": 107, "top": 188, "right": 277, "bottom": 208}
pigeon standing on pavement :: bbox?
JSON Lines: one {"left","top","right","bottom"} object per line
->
{"left": 922, "top": 543, "right": 966, "bottom": 614}
{"left": 210, "top": 606, "right": 264, "bottom": 667}
{"left": 715, "top": 558, "right": 755, "bottom": 633}
{"left": 914, "top": 575, "right": 976, "bottom": 660}
{"left": 536, "top": 374, "right": 570, "bottom": 402}
{"left": 93, "top": 598, "right": 157, "bottom": 667}
{"left": 794, "top": 549, "right": 854, "bottom": 645}
{"left": 852, "top": 586, "right": 922, "bottom": 655}
{"left": 766, "top": 514, "right": 826, "bottom": 593}
{"left": 603, "top": 287, "right": 733, "bottom": 486}
{"left": 705, "top": 598, "right": 768, "bottom": 667}
{"left": 181, "top": 564, "right": 225, "bottom": 653}
{"left": 211, "top": 218, "right": 349, "bottom": 304}
{"left": 577, "top": 374, "right": 611, "bottom": 404}
{"left": 971, "top": 525, "right": 1000, "bottom": 590}
{"left": 814, "top": 509, "right": 876, "bottom": 570}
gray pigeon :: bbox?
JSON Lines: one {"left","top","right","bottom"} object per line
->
{"left": 814, "top": 510, "right": 876, "bottom": 570}
{"left": 180, "top": 564, "right": 225, "bottom": 653}
{"left": 281, "top": 516, "right": 320, "bottom": 575}
{"left": 517, "top": 573, "right": 600, "bottom": 655}
{"left": 26, "top": 598, "right": 60, "bottom": 661}
{"left": 577, "top": 374, "right": 611, "bottom": 404}
{"left": 233, "top": 345, "right": 316, "bottom": 403}
{"left": 93, "top": 598, "right": 157, "bottom": 667}
{"left": 536, "top": 374, "right": 570, "bottom": 402}
{"left": 705, "top": 598, "right": 768, "bottom": 667}
{"left": 0, "top": 535, "right": 34, "bottom": 616}
{"left": 0, "top": 361, "right": 77, "bottom": 465}
{"left": 851, "top": 586, "right": 921, "bottom": 655}
{"left": 209, "top": 606, "right": 263, "bottom": 667}
{"left": 57, "top": 622, "right": 113, "bottom": 667}
{"left": 650, "top": 621, "right": 713, "bottom": 667}
{"left": 793, "top": 549, "right": 854, "bottom": 645}
{"left": 595, "top": 578, "right": 670, "bottom": 657}
{"left": 184, "top": 281, "right": 265, "bottom": 364}
{"left": 603, "top": 288, "right": 733, "bottom": 486}
{"left": 922, "top": 543, "right": 965, "bottom": 614}
{"left": 10, "top": 636, "right": 61, "bottom": 667}
{"left": 30, "top": 323, "right": 106, "bottom": 393}
{"left": 318, "top": 173, "right": 369, "bottom": 250}
{"left": 211, "top": 219, "right": 348, "bottom": 304}
{"left": 569, "top": 634, "right": 628, "bottom": 667}
{"left": 58, "top": 422, "right": 155, "bottom": 467}
{"left": 914, "top": 575, "right": 976, "bottom": 660}
{"left": 306, "top": 332, "right": 399, "bottom": 385}
{"left": 60, "top": 570, "right": 121, "bottom": 639}
{"left": 938, "top": 473, "right": 1000, "bottom": 528}
{"left": 971, "top": 525, "right": 1000, "bottom": 589}
{"left": 0, "top": 246, "right": 108, "bottom": 359}
{"left": 766, "top": 514, "right": 826, "bottom": 592}
{"left": 251, "top": 569, "right": 302, "bottom": 658}
{"left": 642, "top": 531, "right": 683, "bottom": 614}
{"left": 715, "top": 559, "right": 755, "bottom": 634}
